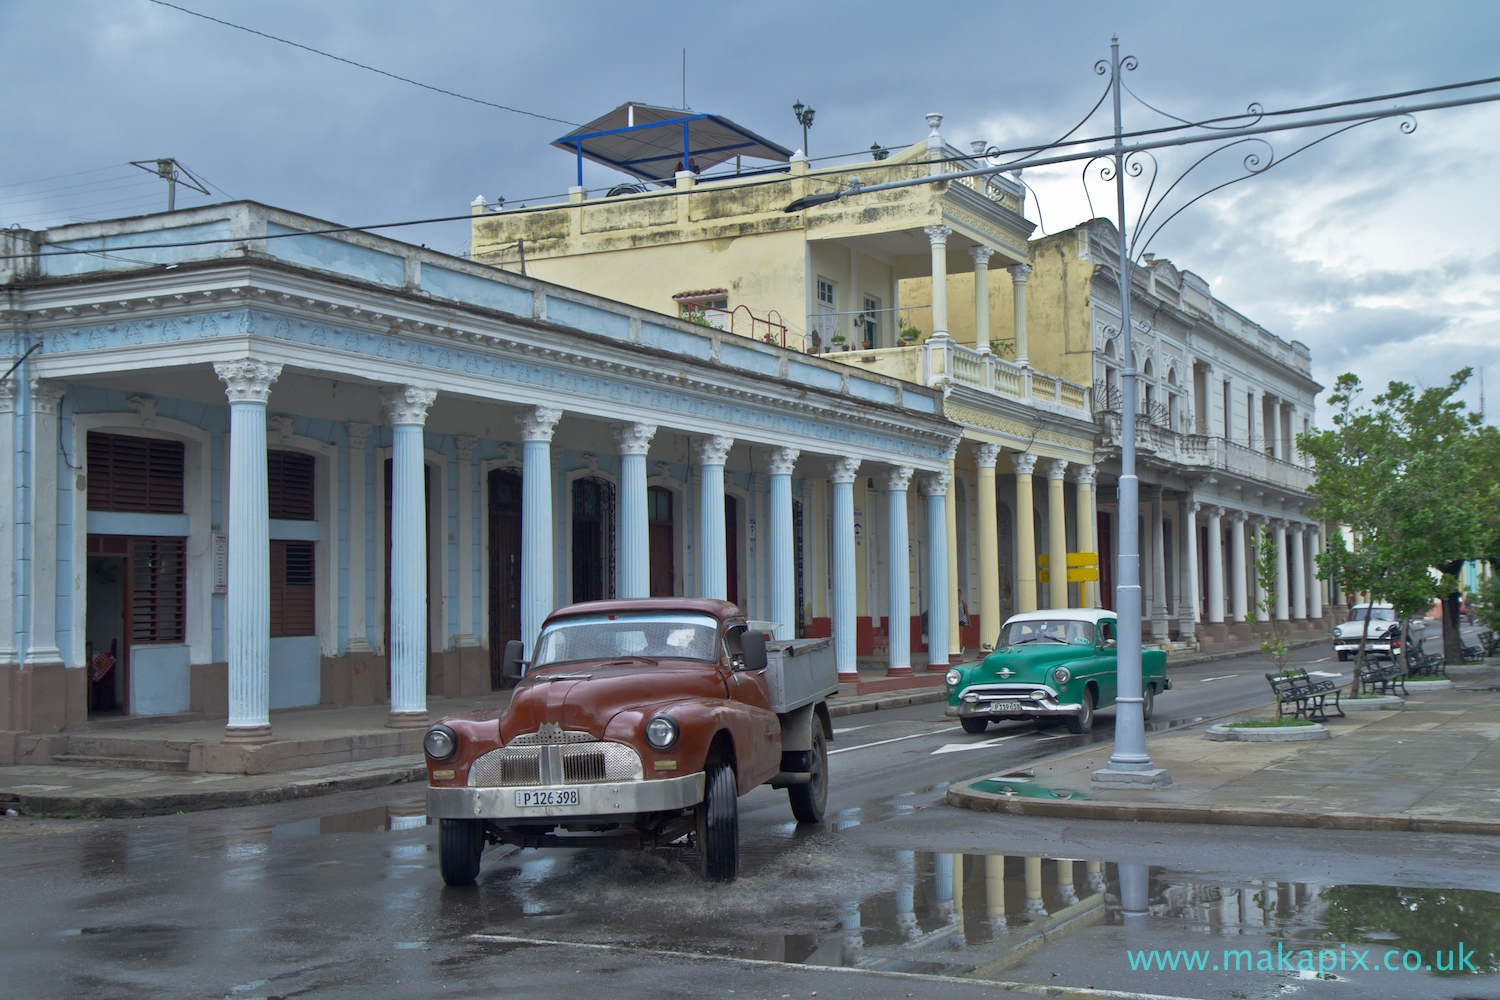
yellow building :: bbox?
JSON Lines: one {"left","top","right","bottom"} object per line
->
{"left": 470, "top": 107, "right": 1100, "bottom": 673}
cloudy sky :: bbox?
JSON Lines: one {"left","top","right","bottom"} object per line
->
{"left": 6, "top": 0, "right": 1497, "bottom": 421}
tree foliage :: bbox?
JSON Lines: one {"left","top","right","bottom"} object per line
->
{"left": 1300, "top": 369, "right": 1498, "bottom": 665}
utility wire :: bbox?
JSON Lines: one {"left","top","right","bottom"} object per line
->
{"left": 144, "top": 0, "right": 579, "bottom": 127}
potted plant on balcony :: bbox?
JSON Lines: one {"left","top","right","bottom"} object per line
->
{"left": 830, "top": 333, "right": 847, "bottom": 352}
{"left": 899, "top": 326, "right": 921, "bottom": 345}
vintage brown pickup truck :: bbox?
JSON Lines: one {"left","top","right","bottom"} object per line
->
{"left": 424, "top": 598, "right": 838, "bottom": 884}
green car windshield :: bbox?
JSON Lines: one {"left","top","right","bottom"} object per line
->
{"left": 999, "top": 619, "right": 1096, "bottom": 647}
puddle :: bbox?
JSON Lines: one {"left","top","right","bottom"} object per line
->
{"left": 966, "top": 777, "right": 1089, "bottom": 800}
{"left": 271, "top": 799, "right": 427, "bottom": 837}
{"left": 470, "top": 847, "right": 1498, "bottom": 995}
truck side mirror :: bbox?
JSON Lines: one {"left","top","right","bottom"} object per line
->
{"left": 501, "top": 640, "right": 526, "bottom": 680}
{"left": 741, "top": 631, "right": 768, "bottom": 672}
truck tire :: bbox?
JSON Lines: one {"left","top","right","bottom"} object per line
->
{"left": 960, "top": 717, "right": 989, "bottom": 734}
{"left": 696, "top": 763, "right": 739, "bottom": 882}
{"left": 439, "top": 818, "right": 484, "bottom": 885}
{"left": 1064, "top": 688, "right": 1095, "bottom": 735}
{"left": 1141, "top": 683, "right": 1155, "bottom": 722}
{"left": 788, "top": 725, "right": 828, "bottom": 823}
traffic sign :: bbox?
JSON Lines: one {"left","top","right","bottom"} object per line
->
{"left": 1038, "top": 552, "right": 1098, "bottom": 569}
{"left": 1039, "top": 566, "right": 1101, "bottom": 584}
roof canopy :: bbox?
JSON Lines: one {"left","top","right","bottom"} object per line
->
{"left": 553, "top": 103, "right": 793, "bottom": 184}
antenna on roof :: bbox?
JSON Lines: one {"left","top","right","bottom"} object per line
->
{"left": 681, "top": 48, "right": 686, "bottom": 109}
{"left": 129, "top": 158, "right": 210, "bottom": 212}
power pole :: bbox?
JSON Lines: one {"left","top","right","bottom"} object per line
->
{"left": 130, "top": 158, "right": 211, "bottom": 212}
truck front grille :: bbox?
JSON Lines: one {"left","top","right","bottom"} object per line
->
{"left": 468, "top": 740, "right": 642, "bottom": 787}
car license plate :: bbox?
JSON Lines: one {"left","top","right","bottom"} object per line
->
{"left": 514, "top": 788, "right": 580, "bottom": 808}
{"left": 988, "top": 701, "right": 1024, "bottom": 712}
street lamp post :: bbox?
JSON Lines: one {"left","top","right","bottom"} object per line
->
{"left": 793, "top": 101, "right": 816, "bottom": 155}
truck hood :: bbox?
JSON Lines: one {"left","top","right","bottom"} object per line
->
{"left": 1334, "top": 620, "right": 1400, "bottom": 639}
{"left": 967, "top": 644, "right": 1097, "bottom": 684}
{"left": 501, "top": 660, "right": 728, "bottom": 743}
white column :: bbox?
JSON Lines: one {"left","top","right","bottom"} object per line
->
{"left": 615, "top": 422, "right": 657, "bottom": 600}
{"left": 1289, "top": 523, "right": 1307, "bottom": 621}
{"left": 518, "top": 407, "right": 561, "bottom": 656}
{"left": 750, "top": 473, "right": 768, "bottom": 619}
{"left": 1149, "top": 486, "right": 1168, "bottom": 640}
{"left": 381, "top": 385, "right": 438, "bottom": 728}
{"left": 921, "top": 470, "right": 951, "bottom": 668}
{"left": 925, "top": 225, "right": 952, "bottom": 340}
{"left": 1012, "top": 453, "right": 1038, "bottom": 612}
{"left": 1075, "top": 465, "right": 1097, "bottom": 608}
{"left": 945, "top": 458, "right": 960, "bottom": 662}
{"left": 1179, "top": 497, "right": 1198, "bottom": 641}
{"left": 830, "top": 456, "right": 861, "bottom": 681}
{"left": 1308, "top": 526, "right": 1323, "bottom": 620}
{"left": 1273, "top": 520, "right": 1289, "bottom": 621}
{"left": 1046, "top": 459, "right": 1069, "bottom": 610}
{"left": 973, "top": 443, "right": 1002, "bottom": 643}
{"left": 970, "top": 246, "right": 994, "bottom": 354}
{"left": 1206, "top": 506, "right": 1225, "bottom": 625}
{"left": 1009, "top": 264, "right": 1032, "bottom": 368}
{"left": 766, "top": 447, "right": 799, "bottom": 640}
{"left": 1229, "top": 512, "right": 1248, "bottom": 623}
{"left": 215, "top": 359, "right": 282, "bottom": 743}
{"left": 26, "top": 380, "right": 66, "bottom": 669}
{"left": 0, "top": 375, "right": 16, "bottom": 668}
{"left": 696, "top": 435, "right": 733, "bottom": 601}
{"left": 454, "top": 436, "right": 478, "bottom": 644}
{"left": 346, "top": 422, "right": 373, "bottom": 652}
{"left": 885, "top": 465, "right": 914, "bottom": 676}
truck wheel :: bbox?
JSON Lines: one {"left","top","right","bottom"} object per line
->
{"left": 439, "top": 818, "right": 484, "bottom": 886}
{"left": 1064, "top": 689, "right": 1095, "bottom": 735}
{"left": 788, "top": 726, "right": 828, "bottom": 823}
{"left": 696, "top": 763, "right": 739, "bottom": 882}
{"left": 960, "top": 717, "right": 989, "bottom": 734}
{"left": 1141, "top": 683, "right": 1155, "bottom": 722}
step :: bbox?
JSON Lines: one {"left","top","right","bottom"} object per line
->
{"left": 50, "top": 753, "right": 191, "bottom": 772}
{"left": 65, "top": 736, "right": 193, "bottom": 761}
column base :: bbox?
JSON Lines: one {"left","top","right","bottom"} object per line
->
{"left": 386, "top": 710, "right": 429, "bottom": 730}
{"left": 222, "top": 724, "right": 275, "bottom": 746}
{"left": 886, "top": 665, "right": 914, "bottom": 679}
{"left": 837, "top": 672, "right": 859, "bottom": 685}
{"left": 948, "top": 653, "right": 965, "bottom": 666}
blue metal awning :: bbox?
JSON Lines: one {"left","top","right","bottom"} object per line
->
{"left": 553, "top": 103, "right": 793, "bottom": 185}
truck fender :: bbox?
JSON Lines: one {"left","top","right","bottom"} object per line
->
{"left": 777, "top": 702, "right": 815, "bottom": 753}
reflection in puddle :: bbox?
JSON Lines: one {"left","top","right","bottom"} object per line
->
{"left": 473, "top": 846, "right": 1499, "bottom": 992}
{"left": 271, "top": 799, "right": 427, "bottom": 836}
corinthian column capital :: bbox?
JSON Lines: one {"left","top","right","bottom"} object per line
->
{"left": 919, "top": 470, "right": 952, "bottom": 497}
{"left": 971, "top": 441, "right": 1002, "bottom": 469}
{"left": 883, "top": 464, "right": 914, "bottom": 492}
{"left": 614, "top": 421, "right": 657, "bottom": 456}
{"left": 379, "top": 385, "right": 438, "bottom": 426}
{"left": 694, "top": 434, "right": 733, "bottom": 467}
{"left": 923, "top": 225, "right": 952, "bottom": 247}
{"left": 517, "top": 405, "right": 563, "bottom": 443}
{"left": 214, "top": 359, "right": 282, "bottom": 404}
{"left": 1011, "top": 452, "right": 1037, "bottom": 476}
{"left": 1008, "top": 263, "right": 1032, "bottom": 282}
{"left": 765, "top": 446, "right": 799, "bottom": 476}
{"left": 828, "top": 455, "right": 861, "bottom": 485}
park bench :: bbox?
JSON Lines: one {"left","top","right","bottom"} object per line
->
{"left": 1358, "top": 659, "right": 1408, "bottom": 696}
{"left": 1407, "top": 650, "right": 1447, "bottom": 677}
{"left": 1266, "top": 668, "right": 1344, "bottom": 721}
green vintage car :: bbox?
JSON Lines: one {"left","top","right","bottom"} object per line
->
{"left": 944, "top": 609, "right": 1170, "bottom": 735}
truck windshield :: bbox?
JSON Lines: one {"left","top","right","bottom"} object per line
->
{"left": 999, "top": 619, "right": 1096, "bottom": 646}
{"left": 533, "top": 613, "right": 720, "bottom": 666}
{"left": 1351, "top": 606, "right": 1397, "bottom": 622}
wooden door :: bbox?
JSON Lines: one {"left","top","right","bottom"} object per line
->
{"left": 572, "top": 477, "right": 614, "bottom": 603}
{"left": 648, "top": 486, "right": 674, "bottom": 597}
{"left": 488, "top": 469, "right": 522, "bottom": 688}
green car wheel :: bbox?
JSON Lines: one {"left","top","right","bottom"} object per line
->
{"left": 960, "top": 717, "right": 989, "bottom": 734}
{"left": 1064, "top": 688, "right": 1094, "bottom": 735}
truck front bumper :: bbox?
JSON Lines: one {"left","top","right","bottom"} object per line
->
{"left": 427, "top": 772, "right": 705, "bottom": 822}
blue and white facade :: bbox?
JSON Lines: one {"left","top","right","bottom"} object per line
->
{"left": 0, "top": 203, "right": 959, "bottom": 754}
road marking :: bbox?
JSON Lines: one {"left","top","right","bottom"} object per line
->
{"left": 930, "top": 733, "right": 1027, "bottom": 755}
{"left": 1308, "top": 670, "right": 1342, "bottom": 678}
{"left": 828, "top": 726, "right": 961, "bottom": 755}
{"left": 1198, "top": 674, "right": 1239, "bottom": 683}
{"left": 1306, "top": 656, "right": 1334, "bottom": 663}
{"left": 831, "top": 725, "right": 871, "bottom": 735}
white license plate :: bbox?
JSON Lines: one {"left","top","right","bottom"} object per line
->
{"left": 987, "top": 701, "right": 1024, "bottom": 712}
{"left": 514, "top": 788, "right": 580, "bottom": 808}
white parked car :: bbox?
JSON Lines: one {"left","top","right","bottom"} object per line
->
{"left": 1333, "top": 603, "right": 1425, "bottom": 661}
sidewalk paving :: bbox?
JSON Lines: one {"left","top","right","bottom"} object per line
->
{"left": 948, "top": 666, "right": 1500, "bottom": 835}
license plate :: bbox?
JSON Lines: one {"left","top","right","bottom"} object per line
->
{"left": 987, "top": 701, "right": 1024, "bottom": 712}
{"left": 514, "top": 788, "right": 580, "bottom": 808}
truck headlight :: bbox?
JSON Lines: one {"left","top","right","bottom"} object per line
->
{"left": 645, "top": 715, "right": 679, "bottom": 750}
{"left": 945, "top": 669, "right": 962, "bottom": 687}
{"left": 1053, "top": 666, "right": 1071, "bottom": 685}
{"left": 424, "top": 725, "right": 456, "bottom": 760}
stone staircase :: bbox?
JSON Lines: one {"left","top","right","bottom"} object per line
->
{"left": 49, "top": 735, "right": 194, "bottom": 771}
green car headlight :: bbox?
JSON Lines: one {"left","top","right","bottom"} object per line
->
{"left": 945, "top": 669, "right": 962, "bottom": 687}
{"left": 1053, "top": 666, "right": 1071, "bottom": 685}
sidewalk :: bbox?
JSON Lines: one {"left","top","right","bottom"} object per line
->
{"left": 947, "top": 665, "right": 1500, "bottom": 835}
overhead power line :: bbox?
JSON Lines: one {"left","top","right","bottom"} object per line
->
{"left": 144, "top": 0, "right": 579, "bottom": 127}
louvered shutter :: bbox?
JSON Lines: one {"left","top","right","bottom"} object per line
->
{"left": 87, "top": 433, "right": 184, "bottom": 513}
{"left": 270, "top": 540, "right": 316, "bottom": 637}
{"left": 129, "top": 537, "right": 186, "bottom": 643}
{"left": 267, "top": 451, "right": 315, "bottom": 520}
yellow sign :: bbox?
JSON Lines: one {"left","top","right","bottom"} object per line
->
{"left": 1038, "top": 552, "right": 1098, "bottom": 569}
{"left": 1039, "top": 567, "right": 1101, "bottom": 584}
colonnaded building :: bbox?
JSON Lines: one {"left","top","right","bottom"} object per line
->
{"left": 0, "top": 107, "right": 1330, "bottom": 762}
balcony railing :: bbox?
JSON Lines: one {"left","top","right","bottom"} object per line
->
{"left": 1094, "top": 412, "right": 1314, "bottom": 491}
{"left": 832, "top": 337, "right": 1091, "bottom": 416}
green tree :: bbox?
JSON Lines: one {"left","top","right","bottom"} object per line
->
{"left": 1248, "top": 525, "right": 1291, "bottom": 674}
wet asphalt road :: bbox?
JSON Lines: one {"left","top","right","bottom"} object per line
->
{"left": 4, "top": 638, "right": 1495, "bottom": 1000}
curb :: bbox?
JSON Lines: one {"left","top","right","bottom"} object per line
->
{"left": 6, "top": 761, "right": 426, "bottom": 819}
{"left": 944, "top": 785, "right": 1500, "bottom": 836}
{"left": 1165, "top": 634, "right": 1329, "bottom": 670}
{"left": 1204, "top": 723, "right": 1329, "bottom": 741}
{"left": 1405, "top": 679, "right": 1455, "bottom": 691}
{"left": 828, "top": 689, "right": 947, "bottom": 717}
{"left": 1340, "top": 695, "right": 1405, "bottom": 712}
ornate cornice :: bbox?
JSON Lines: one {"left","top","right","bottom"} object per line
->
{"left": 694, "top": 433, "right": 733, "bottom": 467}
{"left": 827, "top": 455, "right": 861, "bottom": 484}
{"left": 213, "top": 358, "right": 281, "bottom": 404}
{"left": 379, "top": 384, "right": 438, "bottom": 426}
{"left": 614, "top": 422, "right": 657, "bottom": 456}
